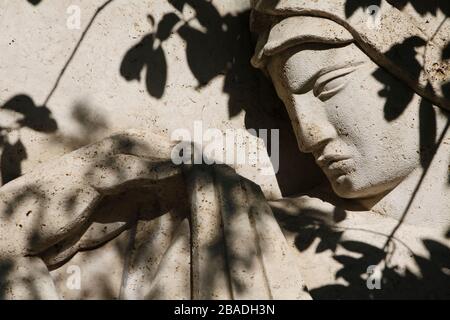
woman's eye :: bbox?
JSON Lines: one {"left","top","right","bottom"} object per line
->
{"left": 313, "top": 64, "right": 362, "bottom": 101}
{"left": 314, "top": 76, "right": 348, "bottom": 101}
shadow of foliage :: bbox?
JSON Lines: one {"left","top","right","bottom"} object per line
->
{"left": 0, "top": 260, "right": 14, "bottom": 299}
{"left": 2, "top": 0, "right": 448, "bottom": 299}
{"left": 373, "top": 36, "right": 427, "bottom": 121}
{"left": 373, "top": 37, "right": 443, "bottom": 167}
{"left": 346, "top": 0, "right": 450, "bottom": 18}
{"left": 388, "top": 0, "right": 450, "bottom": 16}
{"left": 443, "top": 42, "right": 450, "bottom": 60}
{"left": 0, "top": 139, "right": 27, "bottom": 185}
{"left": 0, "top": 95, "right": 58, "bottom": 184}
{"left": 345, "top": 0, "right": 382, "bottom": 18}
{"left": 341, "top": 0, "right": 450, "bottom": 273}
{"left": 418, "top": 92, "right": 437, "bottom": 167}
{"left": 274, "top": 208, "right": 450, "bottom": 299}
{"left": 27, "top": 0, "right": 42, "bottom": 5}
{"left": 345, "top": 1, "right": 450, "bottom": 131}
{"left": 120, "top": 0, "right": 323, "bottom": 195}
{"left": 120, "top": 34, "right": 167, "bottom": 99}
{"left": 442, "top": 43, "right": 450, "bottom": 103}
{"left": 120, "top": 0, "right": 261, "bottom": 117}
{"left": 311, "top": 238, "right": 450, "bottom": 299}
{"left": 2, "top": 95, "right": 57, "bottom": 133}
{"left": 369, "top": 34, "right": 448, "bottom": 181}
{"left": 1, "top": 0, "right": 114, "bottom": 186}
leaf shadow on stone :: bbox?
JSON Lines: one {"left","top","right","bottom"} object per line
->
{"left": 344, "top": 0, "right": 382, "bottom": 18}
{"left": 372, "top": 37, "right": 426, "bottom": 121}
{"left": 389, "top": 0, "right": 450, "bottom": 17}
{"left": 26, "top": 0, "right": 42, "bottom": 5}
{"left": 0, "top": 95, "right": 58, "bottom": 184}
{"left": 120, "top": 0, "right": 324, "bottom": 196}
{"left": 273, "top": 206, "right": 450, "bottom": 299}
{"left": 120, "top": 34, "right": 167, "bottom": 99}
{"left": 0, "top": 134, "right": 188, "bottom": 299}
{"left": 346, "top": 0, "right": 450, "bottom": 18}
{"left": 3, "top": 0, "right": 447, "bottom": 299}
{"left": 120, "top": 0, "right": 261, "bottom": 116}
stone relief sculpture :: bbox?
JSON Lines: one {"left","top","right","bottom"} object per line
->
{"left": 0, "top": 133, "right": 310, "bottom": 299}
{"left": 250, "top": 0, "right": 450, "bottom": 298}
{"left": 0, "top": 0, "right": 449, "bottom": 299}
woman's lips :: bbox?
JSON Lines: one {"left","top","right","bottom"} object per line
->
{"left": 316, "top": 154, "right": 355, "bottom": 177}
{"left": 316, "top": 154, "right": 351, "bottom": 168}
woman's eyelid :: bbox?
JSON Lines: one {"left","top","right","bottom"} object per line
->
{"left": 313, "top": 62, "right": 365, "bottom": 95}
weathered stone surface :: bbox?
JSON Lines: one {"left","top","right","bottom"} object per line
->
{"left": 0, "top": 0, "right": 449, "bottom": 300}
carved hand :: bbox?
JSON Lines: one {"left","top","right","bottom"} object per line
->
{"left": 0, "top": 129, "right": 183, "bottom": 260}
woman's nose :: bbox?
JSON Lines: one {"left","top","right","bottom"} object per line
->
{"left": 289, "top": 96, "right": 338, "bottom": 153}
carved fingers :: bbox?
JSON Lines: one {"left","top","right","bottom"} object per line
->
{"left": 74, "top": 129, "right": 178, "bottom": 162}
{"left": 84, "top": 154, "right": 183, "bottom": 195}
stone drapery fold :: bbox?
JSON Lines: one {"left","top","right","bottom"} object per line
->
{"left": 120, "top": 165, "right": 311, "bottom": 300}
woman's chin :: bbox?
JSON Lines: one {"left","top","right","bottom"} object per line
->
{"left": 329, "top": 174, "right": 384, "bottom": 199}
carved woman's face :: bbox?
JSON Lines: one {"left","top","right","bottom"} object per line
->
{"left": 268, "top": 42, "right": 422, "bottom": 199}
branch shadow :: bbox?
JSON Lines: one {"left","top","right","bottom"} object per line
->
{"left": 120, "top": 0, "right": 325, "bottom": 196}
{"left": 274, "top": 206, "right": 450, "bottom": 299}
